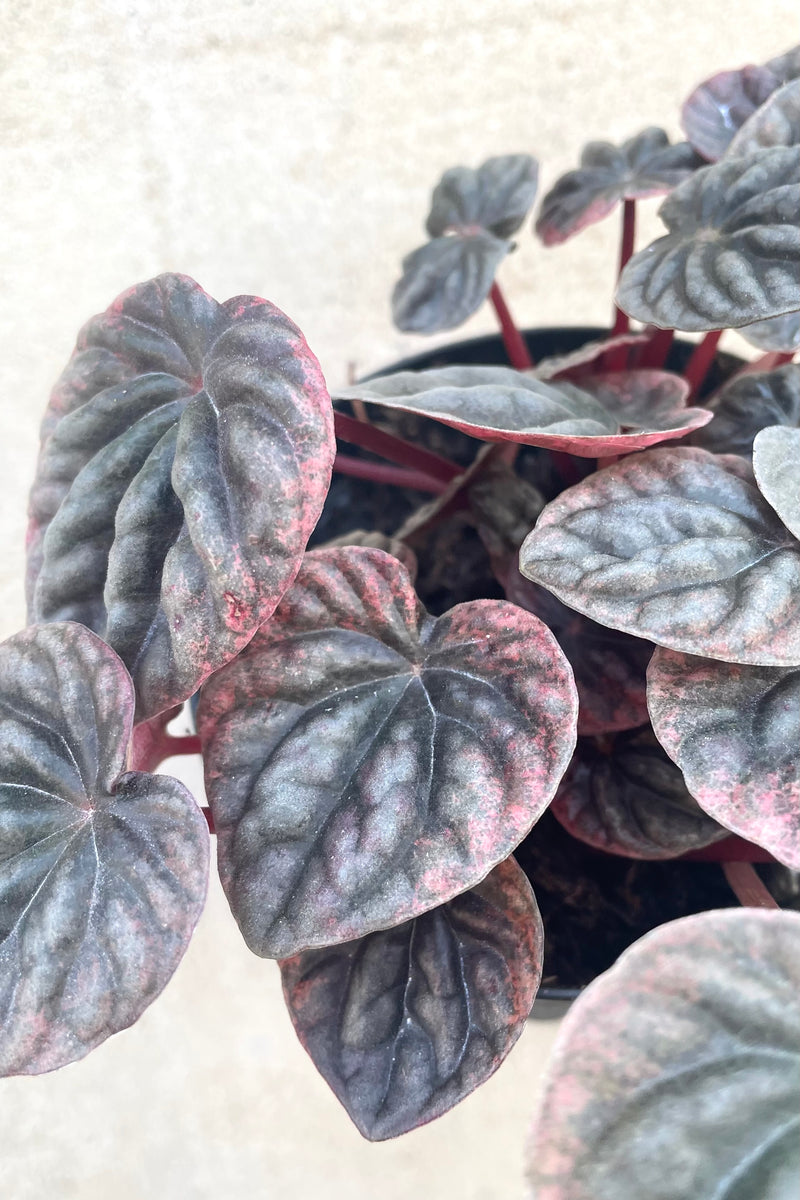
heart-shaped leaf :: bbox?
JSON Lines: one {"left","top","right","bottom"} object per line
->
{"left": 536, "top": 128, "right": 700, "bottom": 246}
{"left": 648, "top": 647, "right": 800, "bottom": 868}
{"left": 753, "top": 425, "right": 800, "bottom": 539}
{"left": 337, "top": 366, "right": 711, "bottom": 456}
{"left": 426, "top": 154, "right": 539, "bottom": 240}
{"left": 391, "top": 233, "right": 510, "bottom": 334}
{"left": 527, "top": 907, "right": 800, "bottom": 1200}
{"left": 691, "top": 364, "right": 800, "bottom": 456}
{"left": 280, "top": 856, "right": 542, "bottom": 1140}
{"left": 0, "top": 622, "right": 209, "bottom": 1075}
{"left": 198, "top": 547, "right": 577, "bottom": 958}
{"left": 681, "top": 64, "right": 782, "bottom": 160}
{"left": 727, "top": 79, "right": 800, "bottom": 157}
{"left": 503, "top": 564, "right": 652, "bottom": 736}
{"left": 519, "top": 446, "right": 800, "bottom": 666}
{"left": 27, "top": 274, "right": 334, "bottom": 721}
{"left": 616, "top": 147, "right": 800, "bottom": 331}
{"left": 551, "top": 726, "right": 727, "bottom": 859}
{"left": 739, "top": 310, "right": 800, "bottom": 353}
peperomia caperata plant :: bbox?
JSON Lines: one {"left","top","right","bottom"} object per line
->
{"left": 1, "top": 42, "right": 799, "bottom": 1181}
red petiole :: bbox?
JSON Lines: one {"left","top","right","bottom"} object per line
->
{"left": 490, "top": 282, "right": 534, "bottom": 370}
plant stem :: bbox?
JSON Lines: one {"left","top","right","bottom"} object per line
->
{"left": 333, "top": 453, "right": 447, "bottom": 494}
{"left": 489, "top": 282, "right": 534, "bottom": 370}
{"left": 202, "top": 807, "right": 216, "bottom": 835}
{"left": 684, "top": 329, "right": 723, "bottom": 400}
{"left": 334, "top": 410, "right": 461, "bottom": 483}
{"left": 637, "top": 327, "right": 674, "bottom": 370}
{"left": 611, "top": 199, "right": 636, "bottom": 337}
{"left": 722, "top": 861, "right": 779, "bottom": 909}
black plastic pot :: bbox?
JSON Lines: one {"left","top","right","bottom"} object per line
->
{"left": 320, "top": 325, "right": 748, "bottom": 1018}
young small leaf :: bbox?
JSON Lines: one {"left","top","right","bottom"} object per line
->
{"left": 551, "top": 726, "right": 727, "bottom": 859}
{"left": 337, "top": 366, "right": 711, "bottom": 456}
{"left": 198, "top": 548, "right": 577, "bottom": 958}
{"left": 0, "top": 622, "right": 209, "bottom": 1075}
{"left": 753, "top": 425, "right": 800, "bottom": 540}
{"left": 28, "top": 273, "right": 334, "bottom": 720}
{"left": 519, "top": 446, "right": 800, "bottom": 666}
{"left": 426, "top": 154, "right": 539, "bottom": 240}
{"left": 527, "top": 908, "right": 800, "bottom": 1200}
{"left": 616, "top": 147, "right": 800, "bottom": 331}
{"left": 280, "top": 857, "right": 542, "bottom": 1140}
{"left": 648, "top": 647, "right": 800, "bottom": 868}
{"left": 391, "top": 233, "right": 510, "bottom": 334}
{"left": 536, "top": 129, "right": 700, "bottom": 246}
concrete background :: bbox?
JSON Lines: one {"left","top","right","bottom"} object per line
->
{"left": 0, "top": 3, "right": 796, "bottom": 1197}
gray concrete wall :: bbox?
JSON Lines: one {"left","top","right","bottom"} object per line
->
{"left": 0, "top": 4, "right": 795, "bottom": 1196}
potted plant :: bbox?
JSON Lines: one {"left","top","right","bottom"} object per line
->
{"left": 1, "top": 40, "right": 798, "bottom": 1187}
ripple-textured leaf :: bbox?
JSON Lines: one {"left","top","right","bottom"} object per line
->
{"left": 27, "top": 273, "right": 334, "bottom": 720}
{"left": 536, "top": 128, "right": 700, "bottom": 246}
{"left": 648, "top": 647, "right": 800, "bottom": 868}
{"left": 551, "top": 726, "right": 727, "bottom": 859}
{"left": 426, "top": 154, "right": 539, "bottom": 240}
{"left": 691, "top": 364, "right": 800, "bottom": 457}
{"left": 198, "top": 548, "right": 577, "bottom": 958}
{"left": 753, "top": 425, "right": 800, "bottom": 539}
{"left": 391, "top": 233, "right": 510, "bottom": 334}
{"left": 280, "top": 857, "right": 542, "bottom": 1140}
{"left": 727, "top": 79, "right": 800, "bottom": 157}
{"left": 681, "top": 64, "right": 782, "bottom": 160}
{"left": 527, "top": 908, "right": 800, "bottom": 1200}
{"left": 519, "top": 446, "right": 800, "bottom": 665}
{"left": 0, "top": 622, "right": 209, "bottom": 1075}
{"left": 616, "top": 147, "right": 800, "bottom": 331}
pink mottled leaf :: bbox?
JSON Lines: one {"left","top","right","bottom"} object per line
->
{"left": 616, "top": 148, "right": 800, "bottom": 331}
{"left": 337, "top": 366, "right": 711, "bottom": 457}
{"left": 27, "top": 273, "right": 334, "bottom": 720}
{"left": 519, "top": 446, "right": 800, "bottom": 666}
{"left": 648, "top": 647, "right": 800, "bottom": 868}
{"left": 527, "top": 908, "right": 800, "bottom": 1200}
{"left": 0, "top": 622, "right": 209, "bottom": 1075}
{"left": 533, "top": 332, "right": 648, "bottom": 381}
{"left": 280, "top": 857, "right": 542, "bottom": 1140}
{"left": 753, "top": 425, "right": 800, "bottom": 540}
{"left": 552, "top": 726, "right": 727, "bottom": 860}
{"left": 536, "top": 128, "right": 700, "bottom": 246}
{"left": 198, "top": 548, "right": 577, "bottom": 958}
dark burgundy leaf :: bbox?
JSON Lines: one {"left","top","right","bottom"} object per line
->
{"left": 280, "top": 857, "right": 542, "bottom": 1140}
{"left": 616, "top": 147, "right": 800, "bottom": 331}
{"left": 426, "top": 154, "right": 539, "bottom": 240}
{"left": 753, "top": 425, "right": 800, "bottom": 539}
{"left": 198, "top": 547, "right": 577, "bottom": 958}
{"left": 519, "top": 446, "right": 800, "bottom": 665}
{"left": 551, "top": 726, "right": 727, "bottom": 859}
{"left": 527, "top": 908, "right": 800, "bottom": 1200}
{"left": 337, "top": 366, "right": 711, "bottom": 456}
{"left": 691, "top": 364, "right": 800, "bottom": 456}
{"left": 391, "top": 233, "right": 509, "bottom": 334}
{"left": 0, "top": 622, "right": 209, "bottom": 1075}
{"left": 536, "top": 128, "right": 700, "bottom": 245}
{"left": 739, "top": 310, "right": 800, "bottom": 353}
{"left": 648, "top": 647, "right": 800, "bottom": 868}
{"left": 503, "top": 564, "right": 651, "bottom": 736}
{"left": 727, "top": 79, "right": 800, "bottom": 156}
{"left": 27, "top": 274, "right": 334, "bottom": 721}
{"left": 681, "top": 64, "right": 781, "bottom": 160}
